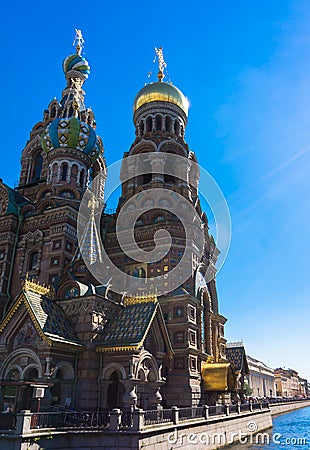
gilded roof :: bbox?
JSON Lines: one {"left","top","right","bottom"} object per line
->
{"left": 133, "top": 82, "right": 189, "bottom": 116}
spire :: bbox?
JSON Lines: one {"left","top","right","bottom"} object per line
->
{"left": 78, "top": 193, "right": 103, "bottom": 265}
{"left": 73, "top": 29, "right": 85, "bottom": 56}
{"left": 155, "top": 47, "right": 167, "bottom": 82}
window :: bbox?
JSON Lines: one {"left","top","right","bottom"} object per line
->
{"left": 174, "top": 307, "right": 184, "bottom": 318}
{"left": 155, "top": 115, "right": 162, "bottom": 131}
{"left": 79, "top": 169, "right": 85, "bottom": 186}
{"left": 146, "top": 117, "right": 152, "bottom": 132}
{"left": 51, "top": 257, "right": 59, "bottom": 267}
{"left": 49, "top": 274, "right": 58, "bottom": 284}
{"left": 53, "top": 240, "right": 61, "bottom": 250}
{"left": 32, "top": 153, "right": 43, "bottom": 181}
{"left": 188, "top": 305, "right": 196, "bottom": 323}
{"left": 165, "top": 116, "right": 172, "bottom": 132}
{"left": 66, "top": 241, "right": 73, "bottom": 251}
{"left": 0, "top": 251, "right": 4, "bottom": 260}
{"left": 189, "top": 356, "right": 197, "bottom": 371}
{"left": 61, "top": 163, "right": 68, "bottom": 181}
{"left": 29, "top": 252, "right": 38, "bottom": 270}
{"left": 189, "top": 330, "right": 196, "bottom": 347}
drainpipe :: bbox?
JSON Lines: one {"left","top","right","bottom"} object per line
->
{"left": 97, "top": 352, "right": 103, "bottom": 412}
{"left": 3, "top": 209, "right": 23, "bottom": 319}
{"left": 72, "top": 353, "right": 78, "bottom": 406}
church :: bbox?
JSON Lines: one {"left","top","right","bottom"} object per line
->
{"left": 0, "top": 32, "right": 244, "bottom": 413}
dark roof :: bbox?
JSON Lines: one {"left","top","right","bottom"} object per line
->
{"left": 225, "top": 346, "right": 249, "bottom": 374}
{"left": 0, "top": 286, "right": 82, "bottom": 348}
{"left": 97, "top": 301, "right": 158, "bottom": 349}
{"left": 0, "top": 181, "right": 29, "bottom": 216}
{"left": 24, "top": 290, "right": 81, "bottom": 346}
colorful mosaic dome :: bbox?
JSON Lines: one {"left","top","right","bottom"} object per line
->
{"left": 133, "top": 82, "right": 189, "bottom": 116}
{"left": 41, "top": 118, "right": 102, "bottom": 163}
{"left": 63, "top": 54, "right": 90, "bottom": 78}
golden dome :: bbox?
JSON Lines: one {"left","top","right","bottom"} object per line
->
{"left": 133, "top": 82, "right": 189, "bottom": 116}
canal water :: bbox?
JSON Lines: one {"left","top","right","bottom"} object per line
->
{"left": 230, "top": 406, "right": 310, "bottom": 449}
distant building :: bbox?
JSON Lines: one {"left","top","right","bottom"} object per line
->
{"left": 275, "top": 368, "right": 300, "bottom": 398}
{"left": 245, "top": 356, "right": 276, "bottom": 398}
{"left": 298, "top": 377, "right": 309, "bottom": 397}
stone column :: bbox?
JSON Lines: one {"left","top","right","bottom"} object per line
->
{"left": 150, "top": 153, "right": 166, "bottom": 183}
{"left": 148, "top": 381, "right": 164, "bottom": 410}
{"left": 109, "top": 408, "right": 121, "bottom": 431}
{"left": 203, "top": 405, "right": 209, "bottom": 419}
{"left": 171, "top": 406, "right": 179, "bottom": 424}
{"left": 176, "top": 159, "right": 190, "bottom": 189}
{"left": 15, "top": 410, "right": 33, "bottom": 435}
{"left": 132, "top": 409, "right": 145, "bottom": 431}
{"left": 121, "top": 380, "right": 138, "bottom": 410}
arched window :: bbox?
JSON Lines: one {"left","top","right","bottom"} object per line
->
{"left": 32, "top": 153, "right": 43, "bottom": 182}
{"left": 61, "top": 163, "right": 68, "bottom": 181}
{"left": 165, "top": 116, "right": 172, "bottom": 132}
{"left": 174, "top": 120, "right": 180, "bottom": 136}
{"left": 146, "top": 117, "right": 152, "bottom": 132}
{"left": 29, "top": 252, "right": 39, "bottom": 270}
{"left": 79, "top": 169, "right": 85, "bottom": 187}
{"left": 71, "top": 164, "right": 78, "bottom": 183}
{"left": 155, "top": 115, "right": 162, "bottom": 131}
{"left": 139, "top": 121, "right": 144, "bottom": 135}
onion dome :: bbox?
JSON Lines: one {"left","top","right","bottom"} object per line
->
{"left": 133, "top": 81, "right": 189, "bottom": 116}
{"left": 63, "top": 54, "right": 90, "bottom": 79}
{"left": 41, "top": 117, "right": 102, "bottom": 164}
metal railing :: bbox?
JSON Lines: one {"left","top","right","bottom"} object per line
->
{"left": 0, "top": 400, "right": 279, "bottom": 434}
{"left": 144, "top": 409, "right": 172, "bottom": 425}
{"left": 0, "top": 412, "right": 16, "bottom": 430}
{"left": 120, "top": 410, "right": 133, "bottom": 428}
{"left": 229, "top": 404, "right": 239, "bottom": 414}
{"left": 30, "top": 411, "right": 109, "bottom": 429}
{"left": 179, "top": 407, "right": 204, "bottom": 421}
{"left": 209, "top": 405, "right": 225, "bottom": 416}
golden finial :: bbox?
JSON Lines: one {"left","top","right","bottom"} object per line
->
{"left": 73, "top": 29, "right": 85, "bottom": 56}
{"left": 155, "top": 47, "right": 167, "bottom": 82}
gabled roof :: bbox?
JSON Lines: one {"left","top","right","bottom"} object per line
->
{"left": 0, "top": 181, "right": 30, "bottom": 216}
{"left": 0, "top": 282, "right": 82, "bottom": 350}
{"left": 225, "top": 345, "right": 249, "bottom": 375}
{"left": 96, "top": 297, "right": 172, "bottom": 355}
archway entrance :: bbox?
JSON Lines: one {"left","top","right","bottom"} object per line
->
{"left": 20, "top": 367, "right": 38, "bottom": 411}
{"left": 107, "top": 371, "right": 121, "bottom": 410}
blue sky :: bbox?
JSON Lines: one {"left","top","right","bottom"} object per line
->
{"left": 2, "top": 1, "right": 310, "bottom": 380}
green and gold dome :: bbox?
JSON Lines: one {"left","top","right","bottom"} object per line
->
{"left": 41, "top": 118, "right": 102, "bottom": 164}
{"left": 133, "top": 81, "right": 189, "bottom": 116}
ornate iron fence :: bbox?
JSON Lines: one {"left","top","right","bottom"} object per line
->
{"left": 144, "top": 408, "right": 172, "bottom": 425}
{"left": 208, "top": 405, "right": 225, "bottom": 416}
{"left": 0, "top": 412, "right": 16, "bottom": 430}
{"left": 179, "top": 407, "right": 204, "bottom": 421}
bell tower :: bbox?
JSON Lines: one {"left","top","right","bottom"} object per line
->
{"left": 103, "top": 48, "right": 228, "bottom": 407}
